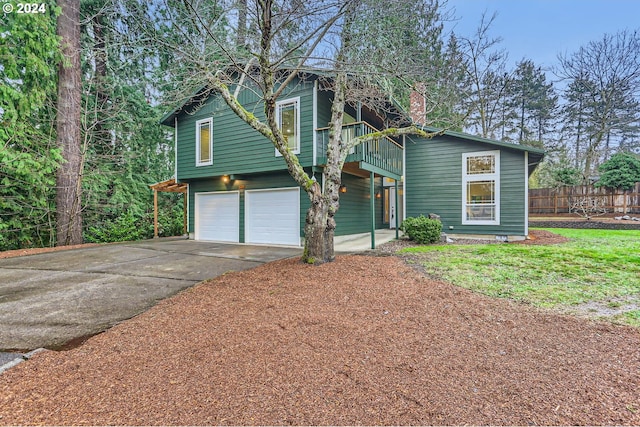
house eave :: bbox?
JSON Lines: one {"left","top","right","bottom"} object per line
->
{"left": 415, "top": 124, "right": 546, "bottom": 174}
{"left": 159, "top": 86, "right": 210, "bottom": 127}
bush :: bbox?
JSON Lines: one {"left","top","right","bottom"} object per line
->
{"left": 85, "top": 211, "right": 152, "bottom": 243}
{"left": 595, "top": 152, "right": 640, "bottom": 191}
{"left": 552, "top": 165, "right": 582, "bottom": 186}
{"left": 400, "top": 215, "right": 442, "bottom": 244}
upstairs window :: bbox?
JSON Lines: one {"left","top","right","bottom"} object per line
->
{"left": 196, "top": 118, "right": 213, "bottom": 166}
{"left": 275, "top": 97, "right": 300, "bottom": 156}
{"left": 462, "top": 151, "right": 500, "bottom": 225}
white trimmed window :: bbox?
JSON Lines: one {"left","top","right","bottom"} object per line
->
{"left": 275, "top": 97, "right": 300, "bottom": 156}
{"left": 462, "top": 150, "right": 500, "bottom": 225}
{"left": 196, "top": 118, "right": 213, "bottom": 166}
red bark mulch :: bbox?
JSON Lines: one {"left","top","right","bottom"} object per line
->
{"left": 0, "top": 250, "right": 638, "bottom": 425}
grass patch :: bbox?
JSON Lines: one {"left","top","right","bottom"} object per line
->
{"left": 400, "top": 228, "right": 640, "bottom": 327}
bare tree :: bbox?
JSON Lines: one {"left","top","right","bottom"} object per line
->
{"left": 55, "top": 0, "right": 83, "bottom": 245}
{"left": 458, "top": 11, "right": 510, "bottom": 138}
{"left": 156, "top": 0, "right": 450, "bottom": 263}
{"left": 557, "top": 30, "right": 640, "bottom": 179}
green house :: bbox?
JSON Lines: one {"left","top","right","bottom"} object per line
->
{"left": 160, "top": 74, "right": 545, "bottom": 246}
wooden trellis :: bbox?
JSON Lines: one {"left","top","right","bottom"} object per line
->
{"left": 149, "top": 179, "right": 188, "bottom": 238}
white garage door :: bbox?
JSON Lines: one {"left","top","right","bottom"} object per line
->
{"left": 245, "top": 188, "right": 300, "bottom": 246}
{"left": 195, "top": 192, "right": 239, "bottom": 242}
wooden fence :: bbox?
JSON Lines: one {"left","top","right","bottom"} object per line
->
{"left": 529, "top": 183, "right": 640, "bottom": 214}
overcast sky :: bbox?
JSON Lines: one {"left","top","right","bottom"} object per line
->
{"left": 444, "top": 0, "right": 640, "bottom": 76}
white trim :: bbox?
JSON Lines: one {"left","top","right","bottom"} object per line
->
{"left": 245, "top": 187, "right": 301, "bottom": 246}
{"left": 462, "top": 150, "right": 500, "bottom": 225}
{"left": 194, "top": 191, "right": 240, "bottom": 242}
{"left": 312, "top": 81, "right": 318, "bottom": 166}
{"left": 524, "top": 151, "right": 529, "bottom": 236}
{"left": 275, "top": 97, "right": 301, "bottom": 156}
{"left": 195, "top": 117, "right": 213, "bottom": 166}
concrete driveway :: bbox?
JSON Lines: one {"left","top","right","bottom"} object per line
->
{"left": 0, "top": 238, "right": 301, "bottom": 352}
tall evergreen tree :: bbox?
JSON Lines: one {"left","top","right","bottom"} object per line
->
{"left": 55, "top": 0, "right": 83, "bottom": 246}
{"left": 79, "top": 0, "right": 177, "bottom": 241}
{"left": 0, "top": 1, "right": 61, "bottom": 250}
{"left": 506, "top": 59, "right": 557, "bottom": 146}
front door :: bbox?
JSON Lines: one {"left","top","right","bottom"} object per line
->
{"left": 389, "top": 187, "right": 397, "bottom": 229}
{"left": 385, "top": 187, "right": 403, "bottom": 229}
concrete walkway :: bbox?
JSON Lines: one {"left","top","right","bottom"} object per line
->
{"left": 334, "top": 229, "right": 400, "bottom": 252}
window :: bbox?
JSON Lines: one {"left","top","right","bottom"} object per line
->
{"left": 196, "top": 118, "right": 213, "bottom": 166}
{"left": 462, "top": 151, "right": 500, "bottom": 225}
{"left": 275, "top": 97, "right": 300, "bottom": 155}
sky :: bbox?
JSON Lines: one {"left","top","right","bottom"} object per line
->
{"left": 444, "top": 0, "right": 640, "bottom": 77}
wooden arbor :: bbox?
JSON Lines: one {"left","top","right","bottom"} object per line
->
{"left": 149, "top": 179, "right": 188, "bottom": 238}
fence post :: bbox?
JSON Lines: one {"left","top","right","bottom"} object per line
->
{"left": 554, "top": 194, "right": 558, "bottom": 214}
{"left": 610, "top": 191, "right": 614, "bottom": 213}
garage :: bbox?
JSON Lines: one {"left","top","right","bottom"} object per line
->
{"left": 245, "top": 187, "right": 300, "bottom": 246}
{"left": 194, "top": 191, "right": 240, "bottom": 242}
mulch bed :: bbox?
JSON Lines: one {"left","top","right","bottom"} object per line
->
{"left": 511, "top": 228, "right": 571, "bottom": 245}
{"left": 0, "top": 234, "right": 638, "bottom": 425}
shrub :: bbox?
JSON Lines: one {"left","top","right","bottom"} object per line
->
{"left": 85, "top": 211, "right": 152, "bottom": 243}
{"left": 157, "top": 204, "right": 185, "bottom": 237}
{"left": 400, "top": 215, "right": 442, "bottom": 244}
{"left": 552, "top": 165, "right": 582, "bottom": 186}
{"left": 595, "top": 152, "right": 640, "bottom": 191}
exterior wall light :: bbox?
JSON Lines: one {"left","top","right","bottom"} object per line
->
{"left": 222, "top": 175, "right": 230, "bottom": 184}
{"left": 339, "top": 185, "right": 347, "bottom": 193}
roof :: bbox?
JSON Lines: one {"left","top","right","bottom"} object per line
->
{"left": 149, "top": 178, "right": 188, "bottom": 193}
{"left": 158, "top": 68, "right": 407, "bottom": 127}
{"left": 159, "top": 69, "right": 545, "bottom": 172}
{"left": 160, "top": 86, "right": 210, "bottom": 126}
{"left": 413, "top": 125, "right": 546, "bottom": 175}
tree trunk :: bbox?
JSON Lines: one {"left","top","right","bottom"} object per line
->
{"left": 55, "top": 0, "right": 83, "bottom": 246}
{"left": 303, "top": 181, "right": 335, "bottom": 264}
{"left": 300, "top": 69, "right": 347, "bottom": 264}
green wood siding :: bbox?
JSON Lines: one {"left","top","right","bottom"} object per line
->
{"left": 315, "top": 90, "right": 333, "bottom": 129}
{"left": 176, "top": 79, "right": 315, "bottom": 180}
{"left": 188, "top": 170, "right": 383, "bottom": 240}
{"left": 405, "top": 135, "right": 527, "bottom": 236}
{"left": 334, "top": 173, "right": 384, "bottom": 235}
{"left": 188, "top": 171, "right": 309, "bottom": 242}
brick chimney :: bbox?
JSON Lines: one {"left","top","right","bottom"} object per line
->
{"left": 409, "top": 82, "right": 426, "bottom": 125}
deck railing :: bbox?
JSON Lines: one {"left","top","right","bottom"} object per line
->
{"left": 316, "top": 121, "right": 403, "bottom": 176}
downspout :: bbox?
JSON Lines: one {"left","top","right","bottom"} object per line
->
{"left": 402, "top": 135, "right": 406, "bottom": 226}
{"left": 312, "top": 79, "right": 318, "bottom": 167}
{"left": 174, "top": 117, "right": 178, "bottom": 180}
{"left": 395, "top": 179, "right": 399, "bottom": 239}
{"left": 524, "top": 151, "right": 529, "bottom": 237}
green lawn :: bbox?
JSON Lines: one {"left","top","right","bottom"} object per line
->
{"left": 399, "top": 228, "right": 640, "bottom": 327}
